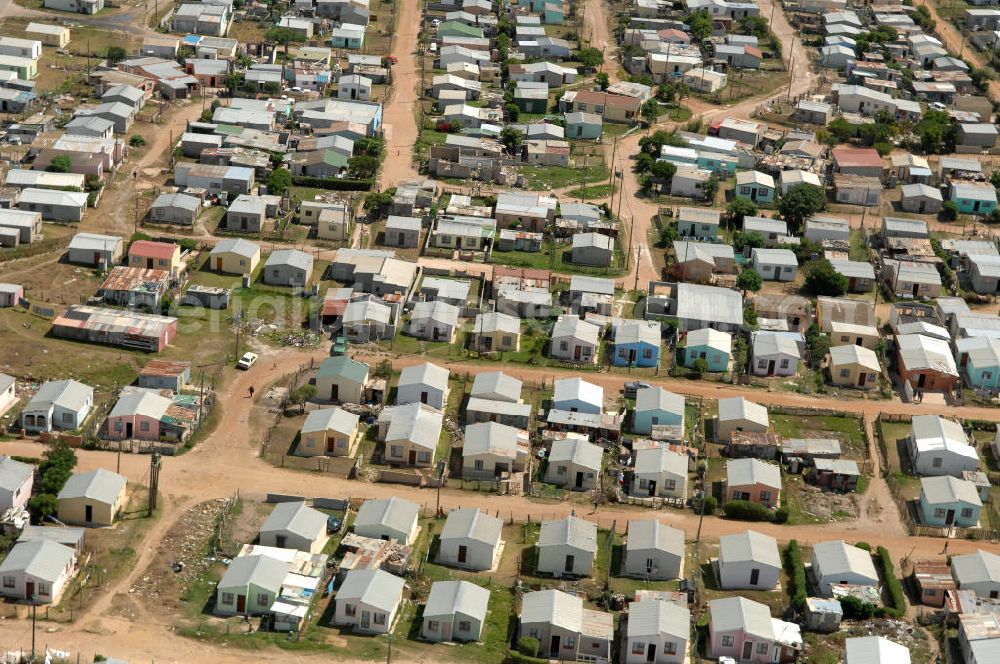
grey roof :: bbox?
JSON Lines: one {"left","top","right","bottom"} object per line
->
{"left": 709, "top": 596, "right": 773, "bottom": 639}
{"left": 829, "top": 344, "right": 880, "bottom": 371}
{"left": 753, "top": 331, "right": 801, "bottom": 359}
{"left": 615, "top": 320, "right": 661, "bottom": 346}
{"left": 744, "top": 216, "right": 787, "bottom": 235}
{"left": 911, "top": 415, "right": 976, "bottom": 459}
{"left": 569, "top": 275, "right": 614, "bottom": 295}
{"left": 469, "top": 371, "right": 522, "bottom": 402}
{"left": 440, "top": 508, "right": 502, "bottom": 546}
{"left": 422, "top": 276, "right": 471, "bottom": 302}
{"left": 634, "top": 447, "right": 688, "bottom": 478}
{"left": 265, "top": 249, "right": 313, "bottom": 272}
{"left": 17, "top": 526, "right": 85, "bottom": 548}
{"left": 719, "top": 530, "right": 781, "bottom": 568}
{"left": 727, "top": 458, "right": 781, "bottom": 489}
{"left": 829, "top": 259, "right": 875, "bottom": 280}
{"left": 626, "top": 519, "right": 684, "bottom": 558}
{"left": 354, "top": 496, "right": 420, "bottom": 534}
{"left": 844, "top": 636, "right": 911, "bottom": 664}
{"left": 463, "top": 421, "right": 524, "bottom": 457}
{"left": 552, "top": 315, "right": 600, "bottom": 345}
{"left": 969, "top": 254, "right": 1000, "bottom": 279}
{"left": 68, "top": 233, "right": 121, "bottom": 253}
{"left": 538, "top": 516, "right": 597, "bottom": 552}
{"left": 411, "top": 299, "right": 460, "bottom": 326}
{"left": 386, "top": 215, "right": 422, "bottom": 232}
{"left": 897, "top": 335, "right": 957, "bottom": 376}
{"left": 686, "top": 327, "right": 732, "bottom": 353}
{"left": 920, "top": 475, "right": 982, "bottom": 506}
{"left": 219, "top": 554, "right": 288, "bottom": 593}
{"left": 424, "top": 579, "right": 490, "bottom": 620}
{"left": 57, "top": 469, "right": 126, "bottom": 505}
{"left": 228, "top": 194, "right": 266, "bottom": 216}
{"left": 0, "top": 540, "right": 75, "bottom": 584}
{"left": 673, "top": 282, "right": 743, "bottom": 327}
{"left": 0, "top": 457, "right": 33, "bottom": 493}
{"left": 103, "top": 84, "right": 144, "bottom": 104}
{"left": 812, "top": 540, "right": 879, "bottom": 581}
{"left": 301, "top": 407, "right": 359, "bottom": 436}
{"left": 635, "top": 386, "right": 684, "bottom": 416}
{"left": 109, "top": 390, "right": 170, "bottom": 420}
{"left": 378, "top": 402, "right": 443, "bottom": 451}
{"left": 900, "top": 183, "right": 942, "bottom": 201}
{"left": 337, "top": 569, "right": 405, "bottom": 612}
{"left": 952, "top": 549, "right": 1000, "bottom": 587}
{"left": 553, "top": 376, "right": 603, "bottom": 409}
{"left": 398, "top": 362, "right": 450, "bottom": 393}
{"left": 211, "top": 237, "right": 260, "bottom": 259}
{"left": 21, "top": 188, "right": 88, "bottom": 208}
{"left": 26, "top": 379, "right": 92, "bottom": 414}
{"left": 261, "top": 501, "right": 327, "bottom": 542}
{"left": 548, "top": 438, "right": 603, "bottom": 471}
{"left": 673, "top": 240, "right": 734, "bottom": 264}
{"left": 814, "top": 459, "right": 861, "bottom": 476}
{"left": 65, "top": 116, "right": 115, "bottom": 134}
{"left": 751, "top": 248, "right": 798, "bottom": 267}
{"left": 152, "top": 192, "right": 201, "bottom": 212}
{"left": 626, "top": 599, "right": 689, "bottom": 640}
{"left": 520, "top": 588, "right": 583, "bottom": 631}
{"left": 717, "top": 397, "right": 768, "bottom": 427}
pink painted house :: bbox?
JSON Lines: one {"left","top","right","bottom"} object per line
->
{"left": 709, "top": 597, "right": 801, "bottom": 663}
{"left": 0, "top": 283, "right": 23, "bottom": 308}
{"left": 106, "top": 390, "right": 197, "bottom": 442}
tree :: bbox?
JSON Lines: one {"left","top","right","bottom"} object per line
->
{"left": 650, "top": 160, "right": 676, "bottom": 181}
{"left": 504, "top": 102, "right": 519, "bottom": 123}
{"left": 778, "top": 184, "right": 825, "bottom": 231}
{"left": 691, "top": 358, "right": 709, "bottom": 377}
{"left": 354, "top": 137, "right": 384, "bottom": 157}
{"left": 517, "top": 637, "right": 540, "bottom": 657}
{"left": 827, "top": 117, "right": 854, "bottom": 143}
{"left": 915, "top": 110, "right": 955, "bottom": 154}
{"left": 267, "top": 168, "right": 292, "bottom": 196}
{"left": 641, "top": 99, "right": 659, "bottom": 126}
{"left": 732, "top": 231, "right": 765, "bottom": 250}
{"left": 685, "top": 9, "right": 712, "bottom": 41}
{"left": 363, "top": 190, "right": 393, "bottom": 217}
{"left": 28, "top": 494, "right": 58, "bottom": 520}
{"left": 738, "top": 15, "right": 769, "bottom": 38}
{"left": 804, "top": 259, "right": 848, "bottom": 296}
{"left": 105, "top": 46, "right": 126, "bottom": 64}
{"left": 575, "top": 47, "right": 604, "bottom": 68}
{"left": 287, "top": 384, "right": 316, "bottom": 414}
{"left": 743, "top": 308, "right": 758, "bottom": 326}
{"left": 635, "top": 152, "right": 655, "bottom": 173}
{"left": 500, "top": 126, "right": 523, "bottom": 152}
{"left": 348, "top": 155, "right": 379, "bottom": 180}
{"left": 129, "top": 135, "right": 146, "bottom": 147}
{"left": 736, "top": 268, "right": 763, "bottom": 295}
{"left": 805, "top": 323, "right": 831, "bottom": 370}
{"left": 703, "top": 174, "right": 719, "bottom": 202}
{"left": 942, "top": 200, "right": 959, "bottom": 221}
{"left": 873, "top": 141, "right": 893, "bottom": 157}
{"left": 727, "top": 197, "right": 758, "bottom": 225}
{"left": 266, "top": 27, "right": 306, "bottom": 55}
{"left": 970, "top": 67, "right": 993, "bottom": 92}
{"left": 47, "top": 155, "right": 72, "bottom": 173}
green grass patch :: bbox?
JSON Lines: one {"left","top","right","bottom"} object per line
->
{"left": 520, "top": 162, "right": 610, "bottom": 190}
{"left": 565, "top": 184, "right": 614, "bottom": 200}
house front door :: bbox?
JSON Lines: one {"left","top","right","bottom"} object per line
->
{"left": 146, "top": 258, "right": 154, "bottom": 269}
{"left": 917, "top": 373, "right": 927, "bottom": 388}
{"left": 25, "top": 581, "right": 33, "bottom": 600}
{"left": 564, "top": 554, "right": 574, "bottom": 573}
{"left": 742, "top": 641, "right": 753, "bottom": 660}
{"left": 550, "top": 635, "right": 561, "bottom": 657}
{"left": 946, "top": 509, "right": 955, "bottom": 525}
{"left": 361, "top": 611, "right": 370, "bottom": 629}
{"left": 575, "top": 472, "right": 584, "bottom": 489}
{"left": 574, "top": 346, "right": 581, "bottom": 360}
{"left": 750, "top": 568, "right": 760, "bottom": 586}
{"left": 85, "top": 505, "right": 93, "bottom": 523}
{"left": 647, "top": 643, "right": 656, "bottom": 662}
{"left": 648, "top": 479, "right": 656, "bottom": 497}
{"left": 126, "top": 422, "right": 133, "bottom": 438}
{"left": 216, "top": 257, "right": 223, "bottom": 271}
{"left": 236, "top": 594, "right": 246, "bottom": 612}
{"left": 409, "top": 450, "right": 416, "bottom": 465}
{"left": 458, "top": 545, "right": 467, "bottom": 563}
{"left": 858, "top": 373, "right": 867, "bottom": 386}
{"left": 331, "top": 384, "right": 339, "bottom": 400}
{"left": 767, "top": 360, "right": 775, "bottom": 374}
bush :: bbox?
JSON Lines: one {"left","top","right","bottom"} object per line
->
{"left": 877, "top": 546, "right": 906, "bottom": 617}
{"left": 840, "top": 595, "right": 876, "bottom": 619}
{"left": 854, "top": 541, "right": 872, "bottom": 552}
{"left": 723, "top": 499, "right": 773, "bottom": 521}
{"left": 517, "top": 637, "right": 540, "bottom": 657}
{"left": 698, "top": 495, "right": 717, "bottom": 515}
{"left": 942, "top": 200, "right": 958, "bottom": 221}
{"left": 267, "top": 168, "right": 292, "bottom": 196}
{"left": 773, "top": 506, "right": 789, "bottom": 524}
{"left": 784, "top": 540, "right": 807, "bottom": 610}
{"left": 129, "top": 135, "right": 146, "bottom": 147}
{"left": 291, "top": 176, "right": 372, "bottom": 191}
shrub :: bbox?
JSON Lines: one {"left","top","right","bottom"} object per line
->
{"left": 840, "top": 595, "right": 876, "bottom": 619}
{"left": 773, "top": 506, "right": 790, "bottom": 524}
{"left": 129, "top": 135, "right": 146, "bottom": 147}
{"left": 784, "top": 540, "right": 807, "bottom": 610}
{"left": 723, "top": 499, "right": 773, "bottom": 521}
{"left": 854, "top": 541, "right": 872, "bottom": 552}
{"left": 942, "top": 200, "right": 958, "bottom": 221}
{"left": 517, "top": 637, "right": 540, "bottom": 657}
{"left": 698, "top": 495, "right": 717, "bottom": 515}
{"left": 876, "top": 546, "right": 906, "bottom": 617}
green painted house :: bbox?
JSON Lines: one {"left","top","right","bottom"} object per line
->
{"left": 215, "top": 555, "right": 289, "bottom": 616}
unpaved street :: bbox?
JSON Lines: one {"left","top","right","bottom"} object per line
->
{"left": 377, "top": 0, "right": 422, "bottom": 188}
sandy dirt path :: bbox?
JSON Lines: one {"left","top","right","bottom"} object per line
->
{"left": 377, "top": 0, "right": 423, "bottom": 188}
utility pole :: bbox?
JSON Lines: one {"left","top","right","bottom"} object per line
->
{"left": 607, "top": 136, "right": 619, "bottom": 193}
{"left": 786, "top": 52, "right": 795, "bottom": 101}
{"left": 30, "top": 596, "right": 37, "bottom": 660}
{"left": 148, "top": 452, "right": 162, "bottom": 515}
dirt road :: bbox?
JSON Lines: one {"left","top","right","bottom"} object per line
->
{"left": 376, "top": 0, "right": 422, "bottom": 188}
{"left": 921, "top": 1, "right": 1000, "bottom": 103}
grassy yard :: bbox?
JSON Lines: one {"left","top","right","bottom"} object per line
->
{"left": 520, "top": 161, "right": 611, "bottom": 190}
{"left": 565, "top": 184, "right": 615, "bottom": 200}
{"left": 489, "top": 241, "right": 628, "bottom": 276}
{"left": 770, "top": 413, "right": 868, "bottom": 459}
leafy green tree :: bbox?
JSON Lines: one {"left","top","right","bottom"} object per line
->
{"left": 105, "top": 46, "right": 126, "bottom": 64}
{"left": 354, "top": 138, "right": 384, "bottom": 157}
{"left": 348, "top": 155, "right": 379, "bottom": 180}
{"left": 363, "top": 190, "right": 393, "bottom": 217}
{"left": 738, "top": 15, "right": 769, "bottom": 38}
{"left": 744, "top": 308, "right": 758, "bottom": 326}
{"left": 575, "top": 47, "right": 604, "bottom": 68}
{"left": 266, "top": 27, "right": 306, "bottom": 55}
{"left": 691, "top": 358, "right": 709, "bottom": 376}
{"left": 635, "top": 152, "right": 655, "bottom": 173}
{"left": 500, "top": 126, "right": 523, "bottom": 152}
{"left": 727, "top": 197, "right": 758, "bottom": 225}
{"left": 129, "top": 135, "right": 146, "bottom": 147}
{"left": 970, "top": 67, "right": 992, "bottom": 92}
{"left": 267, "top": 168, "right": 292, "bottom": 195}
{"left": 29, "top": 494, "right": 58, "bottom": 520}
{"left": 736, "top": 268, "right": 762, "bottom": 295}
{"left": 804, "top": 259, "right": 848, "bottom": 296}
{"left": 703, "top": 174, "right": 719, "bottom": 202}
{"left": 685, "top": 9, "right": 712, "bottom": 41}
{"left": 778, "top": 184, "right": 825, "bottom": 231}
{"left": 287, "top": 384, "right": 316, "bottom": 414}
{"left": 47, "top": 155, "right": 72, "bottom": 173}
{"left": 732, "top": 231, "right": 765, "bottom": 250}
{"left": 915, "top": 110, "right": 955, "bottom": 154}
{"left": 641, "top": 99, "right": 659, "bottom": 126}
{"left": 805, "top": 324, "right": 831, "bottom": 370}
{"left": 595, "top": 72, "right": 610, "bottom": 90}
{"left": 827, "top": 117, "right": 854, "bottom": 143}
{"left": 942, "top": 200, "right": 959, "bottom": 221}
{"left": 650, "top": 160, "right": 676, "bottom": 181}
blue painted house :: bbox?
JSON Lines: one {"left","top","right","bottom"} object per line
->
{"left": 612, "top": 320, "right": 661, "bottom": 368}
{"left": 633, "top": 386, "right": 685, "bottom": 435}
{"left": 697, "top": 151, "right": 737, "bottom": 175}
{"left": 329, "top": 25, "right": 365, "bottom": 50}
{"left": 565, "top": 111, "right": 602, "bottom": 140}
{"left": 950, "top": 182, "right": 997, "bottom": 215}
{"left": 683, "top": 327, "right": 732, "bottom": 372}
{"left": 735, "top": 170, "right": 776, "bottom": 204}
{"left": 544, "top": 1, "right": 565, "bottom": 24}
{"left": 957, "top": 336, "right": 1000, "bottom": 390}
{"left": 676, "top": 207, "right": 721, "bottom": 239}
{"left": 919, "top": 475, "right": 982, "bottom": 527}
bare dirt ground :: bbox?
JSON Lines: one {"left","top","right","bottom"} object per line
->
{"left": 376, "top": 0, "right": 421, "bottom": 188}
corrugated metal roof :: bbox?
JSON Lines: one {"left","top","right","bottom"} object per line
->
{"left": 0, "top": 540, "right": 75, "bottom": 584}
{"left": 424, "top": 579, "right": 490, "bottom": 620}
{"left": 57, "top": 469, "right": 126, "bottom": 505}
{"left": 261, "top": 502, "right": 327, "bottom": 541}
{"left": 538, "top": 516, "right": 597, "bottom": 552}
{"left": 355, "top": 496, "right": 420, "bottom": 536}
{"left": 719, "top": 530, "right": 781, "bottom": 568}
{"left": 441, "top": 508, "right": 502, "bottom": 545}
{"left": 219, "top": 554, "right": 288, "bottom": 593}
{"left": 626, "top": 599, "right": 689, "bottom": 640}
{"left": 337, "top": 568, "right": 405, "bottom": 613}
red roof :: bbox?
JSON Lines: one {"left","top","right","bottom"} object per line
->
{"left": 129, "top": 240, "right": 178, "bottom": 261}
{"left": 831, "top": 147, "right": 884, "bottom": 169}
{"left": 745, "top": 46, "right": 763, "bottom": 59}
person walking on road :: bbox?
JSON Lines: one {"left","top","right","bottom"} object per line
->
{"left": 248, "top": 385, "right": 255, "bottom": 398}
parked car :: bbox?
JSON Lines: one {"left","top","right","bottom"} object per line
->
{"left": 236, "top": 352, "right": 259, "bottom": 370}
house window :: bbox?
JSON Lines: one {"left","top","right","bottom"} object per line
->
{"left": 502, "top": 336, "right": 512, "bottom": 346}
{"left": 62, "top": 412, "right": 72, "bottom": 423}
{"left": 557, "top": 465, "right": 567, "bottom": 475}
{"left": 256, "top": 593, "right": 269, "bottom": 606}
{"left": 418, "top": 452, "right": 431, "bottom": 463}
{"left": 428, "top": 620, "right": 440, "bottom": 631}
{"left": 643, "top": 348, "right": 653, "bottom": 359}
{"left": 338, "top": 439, "right": 346, "bottom": 448}
{"left": 632, "top": 642, "right": 646, "bottom": 655}
{"left": 841, "top": 336, "right": 850, "bottom": 343}
{"left": 390, "top": 445, "right": 402, "bottom": 457}
{"left": 474, "top": 460, "right": 484, "bottom": 470}
{"left": 619, "top": 348, "right": 628, "bottom": 358}
{"left": 840, "top": 369, "right": 850, "bottom": 378}
{"left": 721, "top": 635, "right": 735, "bottom": 647}
{"left": 961, "top": 508, "right": 974, "bottom": 518}
{"left": 932, "top": 457, "right": 943, "bottom": 468}
{"left": 458, "top": 620, "right": 471, "bottom": 632}
{"left": 757, "top": 360, "right": 767, "bottom": 368}
{"left": 140, "top": 421, "right": 150, "bottom": 432}
{"left": 564, "top": 636, "right": 576, "bottom": 648}
{"left": 760, "top": 491, "right": 772, "bottom": 502}
{"left": 344, "top": 603, "right": 357, "bottom": 617}
{"left": 665, "top": 479, "right": 676, "bottom": 490}
{"left": 664, "top": 641, "right": 677, "bottom": 655}
{"left": 757, "top": 643, "right": 769, "bottom": 654}
{"left": 2, "top": 576, "right": 13, "bottom": 589}
{"left": 780, "top": 359, "right": 789, "bottom": 369}
{"left": 529, "top": 629, "right": 539, "bottom": 639}
{"left": 923, "top": 588, "right": 936, "bottom": 596}
{"left": 221, "top": 592, "right": 234, "bottom": 604}
{"left": 560, "top": 341, "right": 568, "bottom": 351}
{"left": 37, "top": 583, "right": 49, "bottom": 597}
{"left": 741, "top": 186, "right": 751, "bottom": 195}
{"left": 374, "top": 613, "right": 386, "bottom": 625}
{"left": 638, "top": 479, "right": 648, "bottom": 489}
{"left": 114, "top": 420, "right": 123, "bottom": 432}
{"left": 934, "top": 509, "right": 946, "bottom": 518}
